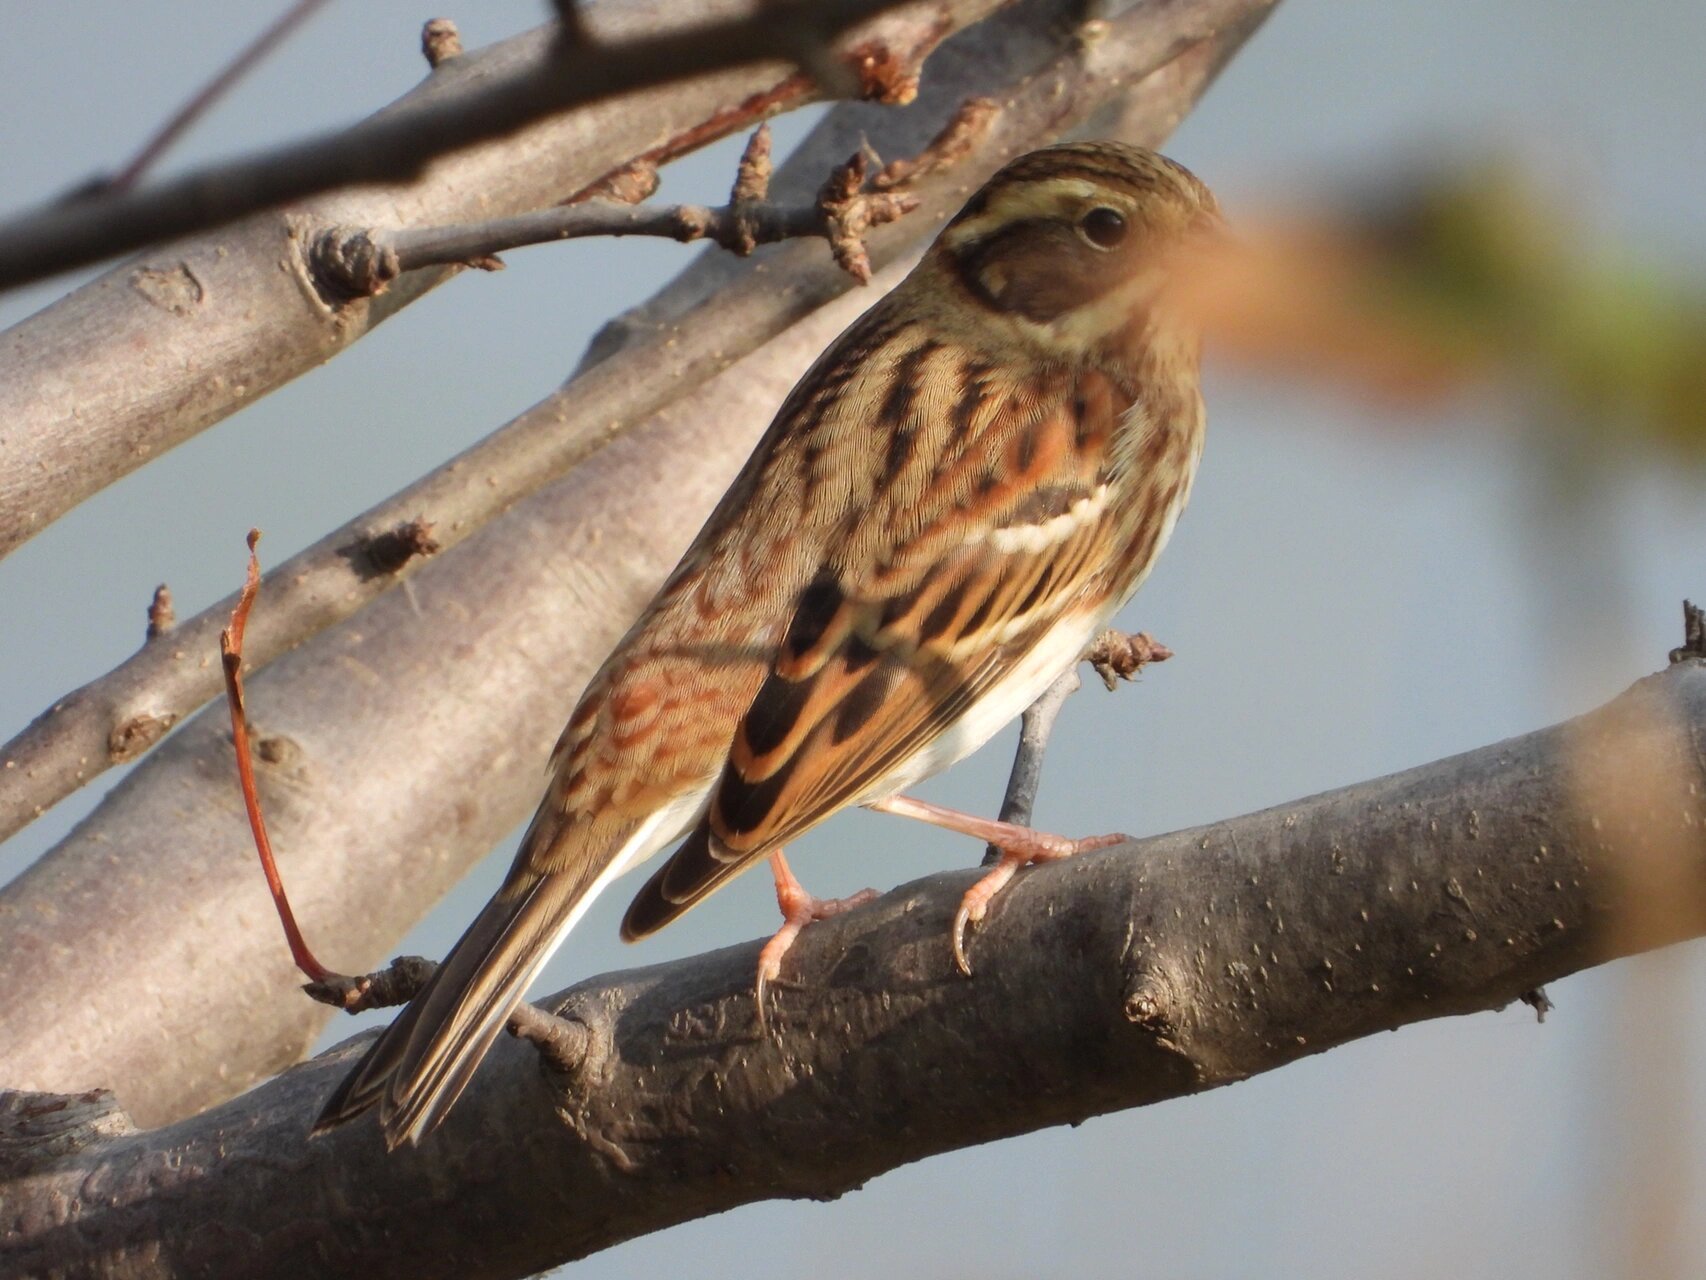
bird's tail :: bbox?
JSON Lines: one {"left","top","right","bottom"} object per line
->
{"left": 313, "top": 817, "right": 641, "bottom": 1148}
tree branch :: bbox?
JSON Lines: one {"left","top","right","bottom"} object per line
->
{"left": 0, "top": 0, "right": 959, "bottom": 293}
{"left": 0, "top": 0, "right": 995, "bottom": 562}
{"left": 309, "top": 162, "right": 918, "bottom": 297}
{"left": 6, "top": 655, "right": 1703, "bottom": 1280}
{"left": 0, "top": 0, "right": 1267, "bottom": 843}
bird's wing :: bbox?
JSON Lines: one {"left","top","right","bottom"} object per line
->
{"left": 621, "top": 356, "right": 1135, "bottom": 938}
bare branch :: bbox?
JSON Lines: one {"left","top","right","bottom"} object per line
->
{"left": 988, "top": 666, "right": 1081, "bottom": 851}
{"left": 309, "top": 185, "right": 917, "bottom": 298}
{"left": 102, "top": 0, "right": 334, "bottom": 194}
{"left": 5, "top": 655, "right": 1704, "bottom": 1279}
{"left": 0, "top": 0, "right": 967, "bottom": 293}
{"left": 0, "top": 0, "right": 995, "bottom": 565}
{"left": 0, "top": 0, "right": 1273, "bottom": 1127}
{"left": 0, "top": 0, "right": 1265, "bottom": 846}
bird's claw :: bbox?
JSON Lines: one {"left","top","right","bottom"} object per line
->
{"left": 951, "top": 900, "right": 982, "bottom": 976}
{"left": 951, "top": 830, "right": 1128, "bottom": 976}
{"left": 753, "top": 880, "right": 878, "bottom": 1033}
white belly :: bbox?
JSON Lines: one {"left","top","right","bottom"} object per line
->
{"left": 862, "top": 604, "right": 1111, "bottom": 802}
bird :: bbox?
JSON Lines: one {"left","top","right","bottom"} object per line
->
{"left": 314, "top": 140, "right": 1220, "bottom": 1148}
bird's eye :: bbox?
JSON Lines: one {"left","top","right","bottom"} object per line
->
{"left": 1079, "top": 207, "right": 1127, "bottom": 249}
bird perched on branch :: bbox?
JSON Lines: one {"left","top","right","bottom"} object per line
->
{"left": 316, "top": 140, "right": 1221, "bottom": 1147}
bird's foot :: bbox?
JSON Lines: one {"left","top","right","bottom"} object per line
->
{"left": 952, "top": 830, "right": 1124, "bottom": 974}
{"left": 865, "top": 793, "right": 1126, "bottom": 975}
{"left": 754, "top": 849, "right": 878, "bottom": 1031}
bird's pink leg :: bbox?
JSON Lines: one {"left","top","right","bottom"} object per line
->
{"left": 755, "top": 849, "right": 878, "bottom": 1028}
{"left": 865, "top": 793, "right": 1127, "bottom": 975}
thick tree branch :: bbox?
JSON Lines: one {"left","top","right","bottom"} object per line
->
{"left": 0, "top": 0, "right": 1266, "bottom": 842}
{"left": 5, "top": 656, "right": 1704, "bottom": 1280}
{"left": 0, "top": 0, "right": 994, "bottom": 563}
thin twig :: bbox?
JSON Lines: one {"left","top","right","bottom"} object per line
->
{"left": 0, "top": 0, "right": 969, "bottom": 292}
{"left": 872, "top": 95, "right": 999, "bottom": 189}
{"left": 219, "top": 530, "right": 331, "bottom": 984}
{"left": 986, "top": 632, "right": 1173, "bottom": 864}
{"left": 105, "top": 0, "right": 334, "bottom": 194}
{"left": 987, "top": 670, "right": 1081, "bottom": 860}
{"left": 310, "top": 181, "right": 916, "bottom": 297}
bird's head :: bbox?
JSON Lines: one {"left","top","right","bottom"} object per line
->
{"left": 927, "top": 140, "right": 1223, "bottom": 363}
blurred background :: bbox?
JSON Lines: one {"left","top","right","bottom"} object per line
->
{"left": 2, "top": 2, "right": 1704, "bottom": 1276}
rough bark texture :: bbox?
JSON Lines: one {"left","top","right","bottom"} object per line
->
{"left": 0, "top": 0, "right": 1266, "bottom": 845}
{"left": 4, "top": 656, "right": 1704, "bottom": 1280}
{"left": 0, "top": 0, "right": 998, "bottom": 561}
{"left": 0, "top": 0, "right": 1271, "bottom": 1127}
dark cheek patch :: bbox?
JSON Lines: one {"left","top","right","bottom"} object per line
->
{"left": 961, "top": 223, "right": 1122, "bottom": 324}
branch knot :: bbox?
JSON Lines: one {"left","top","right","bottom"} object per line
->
{"left": 311, "top": 226, "right": 401, "bottom": 300}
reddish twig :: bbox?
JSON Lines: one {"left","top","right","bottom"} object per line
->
{"left": 220, "top": 530, "right": 331, "bottom": 983}
{"left": 106, "top": 0, "right": 334, "bottom": 194}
